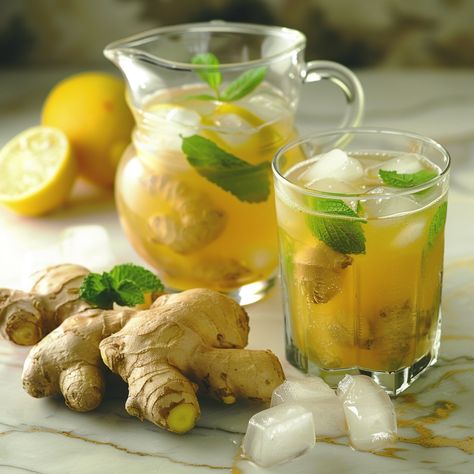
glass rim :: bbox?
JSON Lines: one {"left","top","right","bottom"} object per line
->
{"left": 272, "top": 127, "right": 451, "bottom": 200}
{"left": 104, "top": 21, "right": 307, "bottom": 71}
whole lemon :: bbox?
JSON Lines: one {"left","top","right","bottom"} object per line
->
{"left": 42, "top": 72, "right": 134, "bottom": 188}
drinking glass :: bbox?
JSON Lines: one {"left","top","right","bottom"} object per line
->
{"left": 272, "top": 128, "right": 450, "bottom": 394}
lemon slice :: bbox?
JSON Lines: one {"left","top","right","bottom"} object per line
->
{"left": 201, "top": 102, "right": 284, "bottom": 163}
{"left": 0, "top": 126, "right": 77, "bottom": 216}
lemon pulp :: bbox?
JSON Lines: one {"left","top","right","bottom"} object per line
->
{"left": 0, "top": 126, "right": 77, "bottom": 216}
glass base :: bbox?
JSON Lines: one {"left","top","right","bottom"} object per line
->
{"left": 225, "top": 275, "right": 277, "bottom": 305}
{"left": 165, "top": 275, "right": 276, "bottom": 306}
{"left": 286, "top": 341, "right": 439, "bottom": 396}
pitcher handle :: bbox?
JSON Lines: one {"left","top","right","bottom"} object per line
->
{"left": 302, "top": 60, "right": 364, "bottom": 128}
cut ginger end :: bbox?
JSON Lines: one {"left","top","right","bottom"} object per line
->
{"left": 167, "top": 403, "right": 199, "bottom": 434}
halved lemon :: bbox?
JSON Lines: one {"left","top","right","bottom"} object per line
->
{"left": 0, "top": 126, "right": 78, "bottom": 216}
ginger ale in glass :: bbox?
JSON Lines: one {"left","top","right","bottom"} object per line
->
{"left": 273, "top": 128, "right": 450, "bottom": 394}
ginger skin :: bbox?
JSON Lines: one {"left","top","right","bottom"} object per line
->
{"left": 0, "top": 264, "right": 91, "bottom": 345}
{"left": 146, "top": 173, "right": 226, "bottom": 254}
{"left": 22, "top": 287, "right": 284, "bottom": 434}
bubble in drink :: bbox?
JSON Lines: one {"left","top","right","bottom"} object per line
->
{"left": 337, "top": 375, "right": 397, "bottom": 452}
{"left": 242, "top": 404, "right": 315, "bottom": 467}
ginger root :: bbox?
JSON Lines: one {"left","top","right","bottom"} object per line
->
{"left": 0, "top": 264, "right": 91, "bottom": 345}
{"left": 295, "top": 243, "right": 352, "bottom": 304}
{"left": 146, "top": 173, "right": 226, "bottom": 254}
{"left": 21, "top": 285, "right": 284, "bottom": 434}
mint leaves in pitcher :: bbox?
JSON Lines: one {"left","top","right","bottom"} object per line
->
{"left": 181, "top": 135, "right": 270, "bottom": 203}
{"left": 190, "top": 53, "right": 267, "bottom": 102}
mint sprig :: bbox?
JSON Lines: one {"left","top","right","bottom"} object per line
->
{"left": 306, "top": 198, "right": 366, "bottom": 254}
{"left": 182, "top": 134, "right": 270, "bottom": 203}
{"left": 190, "top": 53, "right": 266, "bottom": 102}
{"left": 191, "top": 53, "right": 222, "bottom": 94}
{"left": 220, "top": 67, "right": 267, "bottom": 102}
{"left": 79, "top": 263, "right": 163, "bottom": 309}
{"left": 427, "top": 201, "right": 447, "bottom": 249}
{"left": 379, "top": 169, "right": 438, "bottom": 188}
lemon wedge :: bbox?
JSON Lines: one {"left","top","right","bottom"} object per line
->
{"left": 0, "top": 126, "right": 77, "bottom": 216}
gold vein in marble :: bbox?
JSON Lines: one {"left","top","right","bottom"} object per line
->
{"left": 397, "top": 393, "right": 474, "bottom": 455}
{"left": 0, "top": 423, "right": 231, "bottom": 471}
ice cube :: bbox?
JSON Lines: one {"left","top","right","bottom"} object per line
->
{"left": 300, "top": 149, "right": 364, "bottom": 184}
{"left": 305, "top": 178, "right": 359, "bottom": 194}
{"left": 391, "top": 218, "right": 427, "bottom": 247}
{"left": 212, "top": 113, "right": 254, "bottom": 131}
{"left": 60, "top": 225, "right": 115, "bottom": 271}
{"left": 148, "top": 105, "right": 201, "bottom": 151}
{"left": 211, "top": 113, "right": 255, "bottom": 146}
{"left": 242, "top": 404, "right": 315, "bottom": 467}
{"left": 166, "top": 107, "right": 201, "bottom": 129}
{"left": 380, "top": 153, "right": 424, "bottom": 174}
{"left": 271, "top": 379, "right": 346, "bottom": 437}
{"left": 363, "top": 195, "right": 420, "bottom": 219}
{"left": 337, "top": 375, "right": 397, "bottom": 452}
{"left": 271, "top": 378, "right": 335, "bottom": 404}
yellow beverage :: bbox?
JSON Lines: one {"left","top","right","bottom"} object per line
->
{"left": 274, "top": 130, "right": 450, "bottom": 394}
{"left": 115, "top": 84, "right": 294, "bottom": 294}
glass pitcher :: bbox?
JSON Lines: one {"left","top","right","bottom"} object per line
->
{"left": 104, "top": 21, "right": 364, "bottom": 304}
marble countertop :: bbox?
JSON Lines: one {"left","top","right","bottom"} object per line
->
{"left": 1, "top": 69, "right": 474, "bottom": 473}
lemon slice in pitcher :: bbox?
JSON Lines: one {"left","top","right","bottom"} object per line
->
{"left": 201, "top": 102, "right": 284, "bottom": 163}
{"left": 0, "top": 126, "right": 77, "bottom": 216}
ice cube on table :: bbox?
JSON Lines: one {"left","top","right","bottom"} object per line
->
{"left": 299, "top": 149, "right": 364, "bottom": 185}
{"left": 60, "top": 225, "right": 116, "bottom": 271}
{"left": 380, "top": 153, "right": 425, "bottom": 174}
{"left": 242, "top": 404, "right": 315, "bottom": 467}
{"left": 271, "top": 378, "right": 335, "bottom": 404}
{"left": 337, "top": 375, "right": 397, "bottom": 452}
{"left": 271, "top": 378, "right": 346, "bottom": 437}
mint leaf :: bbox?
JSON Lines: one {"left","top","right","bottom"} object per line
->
{"left": 379, "top": 169, "right": 438, "bottom": 188}
{"left": 110, "top": 263, "right": 163, "bottom": 292}
{"left": 191, "top": 53, "right": 222, "bottom": 94}
{"left": 79, "top": 273, "right": 114, "bottom": 309}
{"left": 221, "top": 66, "right": 267, "bottom": 102}
{"left": 306, "top": 198, "right": 366, "bottom": 254}
{"left": 114, "top": 279, "right": 145, "bottom": 307}
{"left": 427, "top": 201, "right": 447, "bottom": 249}
{"left": 182, "top": 134, "right": 270, "bottom": 203}
{"left": 79, "top": 263, "right": 163, "bottom": 309}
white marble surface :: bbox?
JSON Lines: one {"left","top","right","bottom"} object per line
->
{"left": 1, "top": 69, "right": 474, "bottom": 473}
